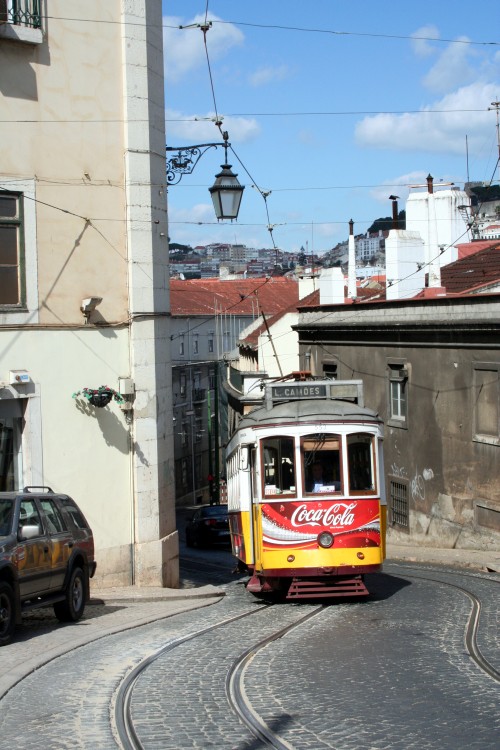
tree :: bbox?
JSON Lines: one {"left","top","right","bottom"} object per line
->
{"left": 367, "top": 210, "right": 406, "bottom": 234}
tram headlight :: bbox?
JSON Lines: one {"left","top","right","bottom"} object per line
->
{"left": 318, "top": 531, "right": 334, "bottom": 548}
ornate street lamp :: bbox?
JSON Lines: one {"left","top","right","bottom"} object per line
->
{"left": 166, "top": 130, "right": 244, "bottom": 221}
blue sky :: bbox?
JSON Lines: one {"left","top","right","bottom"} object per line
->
{"left": 162, "top": 1, "right": 500, "bottom": 253}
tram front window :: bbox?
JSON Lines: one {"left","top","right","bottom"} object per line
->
{"left": 302, "top": 435, "right": 341, "bottom": 493}
{"left": 347, "top": 433, "right": 375, "bottom": 492}
{"left": 262, "top": 437, "right": 295, "bottom": 496}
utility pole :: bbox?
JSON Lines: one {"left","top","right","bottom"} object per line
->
{"left": 489, "top": 101, "right": 500, "bottom": 173}
{"left": 213, "top": 362, "right": 220, "bottom": 504}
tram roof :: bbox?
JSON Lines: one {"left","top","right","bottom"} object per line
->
{"left": 238, "top": 398, "right": 381, "bottom": 428}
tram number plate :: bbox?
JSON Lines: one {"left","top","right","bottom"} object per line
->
{"left": 272, "top": 384, "right": 327, "bottom": 399}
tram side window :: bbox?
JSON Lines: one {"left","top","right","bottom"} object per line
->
{"left": 302, "top": 434, "right": 341, "bottom": 493}
{"left": 347, "top": 434, "right": 375, "bottom": 492}
{"left": 262, "top": 437, "right": 296, "bottom": 496}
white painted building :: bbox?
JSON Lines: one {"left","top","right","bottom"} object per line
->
{"left": 0, "top": 1, "right": 178, "bottom": 587}
{"left": 405, "top": 176, "right": 471, "bottom": 267}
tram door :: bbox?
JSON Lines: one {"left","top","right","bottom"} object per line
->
{"left": 254, "top": 436, "right": 296, "bottom": 573}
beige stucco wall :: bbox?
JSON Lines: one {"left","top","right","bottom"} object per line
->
{"left": 1, "top": 1, "right": 128, "bottom": 324}
{"left": 1, "top": 328, "right": 133, "bottom": 584}
{"left": 0, "top": 1, "right": 178, "bottom": 587}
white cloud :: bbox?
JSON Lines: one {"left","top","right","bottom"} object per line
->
{"left": 411, "top": 25, "right": 440, "bottom": 58}
{"left": 248, "top": 65, "right": 289, "bottom": 87}
{"left": 163, "top": 14, "right": 244, "bottom": 84}
{"left": 355, "top": 82, "right": 498, "bottom": 156}
{"left": 166, "top": 109, "right": 261, "bottom": 144}
{"left": 423, "top": 37, "right": 477, "bottom": 93}
{"left": 369, "top": 171, "right": 429, "bottom": 203}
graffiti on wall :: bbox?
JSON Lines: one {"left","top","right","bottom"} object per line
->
{"left": 390, "top": 464, "right": 434, "bottom": 502}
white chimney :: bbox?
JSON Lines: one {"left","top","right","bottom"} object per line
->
{"left": 347, "top": 219, "right": 356, "bottom": 299}
{"left": 319, "top": 267, "right": 345, "bottom": 305}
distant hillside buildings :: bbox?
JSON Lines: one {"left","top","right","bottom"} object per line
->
{"left": 170, "top": 179, "right": 500, "bottom": 281}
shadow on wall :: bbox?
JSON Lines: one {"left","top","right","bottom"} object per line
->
{"left": 74, "top": 398, "right": 131, "bottom": 457}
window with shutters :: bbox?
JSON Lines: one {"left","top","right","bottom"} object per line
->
{"left": 0, "top": 191, "right": 24, "bottom": 308}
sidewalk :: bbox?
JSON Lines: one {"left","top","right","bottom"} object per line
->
{"left": 386, "top": 543, "right": 500, "bottom": 573}
{"left": 89, "top": 582, "right": 224, "bottom": 604}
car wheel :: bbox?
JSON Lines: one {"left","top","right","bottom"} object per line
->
{"left": 0, "top": 581, "right": 16, "bottom": 646}
{"left": 54, "top": 567, "right": 86, "bottom": 622}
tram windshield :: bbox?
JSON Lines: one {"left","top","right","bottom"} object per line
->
{"left": 302, "top": 434, "right": 341, "bottom": 493}
{"left": 259, "top": 432, "right": 377, "bottom": 498}
{"left": 262, "top": 436, "right": 295, "bottom": 495}
{"left": 347, "top": 433, "right": 375, "bottom": 492}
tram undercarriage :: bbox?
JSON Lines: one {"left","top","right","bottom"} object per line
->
{"left": 246, "top": 573, "right": 370, "bottom": 600}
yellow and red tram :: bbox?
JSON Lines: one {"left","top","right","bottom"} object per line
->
{"left": 226, "top": 378, "right": 386, "bottom": 599}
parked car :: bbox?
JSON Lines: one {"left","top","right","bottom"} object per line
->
{"left": 185, "top": 504, "right": 230, "bottom": 548}
{"left": 0, "top": 486, "right": 96, "bottom": 646}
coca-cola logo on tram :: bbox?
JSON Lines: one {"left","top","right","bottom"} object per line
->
{"left": 261, "top": 500, "right": 380, "bottom": 550}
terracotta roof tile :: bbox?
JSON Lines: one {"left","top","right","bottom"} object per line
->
{"left": 455, "top": 240, "right": 500, "bottom": 259}
{"left": 170, "top": 277, "right": 299, "bottom": 316}
{"left": 441, "top": 243, "right": 500, "bottom": 294}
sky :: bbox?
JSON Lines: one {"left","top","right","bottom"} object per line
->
{"left": 162, "top": 1, "right": 500, "bottom": 254}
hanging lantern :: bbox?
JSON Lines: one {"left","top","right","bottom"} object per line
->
{"left": 209, "top": 163, "right": 245, "bottom": 221}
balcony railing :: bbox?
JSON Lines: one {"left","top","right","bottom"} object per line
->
{"left": 0, "top": 0, "right": 41, "bottom": 28}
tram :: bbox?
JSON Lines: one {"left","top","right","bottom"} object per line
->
{"left": 226, "top": 376, "right": 386, "bottom": 599}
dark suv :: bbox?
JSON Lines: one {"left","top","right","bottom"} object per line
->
{"left": 0, "top": 487, "right": 96, "bottom": 645}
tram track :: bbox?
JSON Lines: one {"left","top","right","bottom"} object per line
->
{"left": 114, "top": 564, "right": 498, "bottom": 749}
{"left": 226, "top": 605, "right": 325, "bottom": 750}
{"left": 113, "top": 602, "right": 326, "bottom": 750}
{"left": 113, "top": 602, "right": 269, "bottom": 749}
{"left": 388, "top": 562, "right": 500, "bottom": 682}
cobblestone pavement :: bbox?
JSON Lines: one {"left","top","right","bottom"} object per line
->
{"left": 0, "top": 564, "right": 498, "bottom": 750}
{"left": 243, "top": 564, "right": 500, "bottom": 750}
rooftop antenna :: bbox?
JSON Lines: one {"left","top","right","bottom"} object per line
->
{"left": 466, "top": 134, "right": 470, "bottom": 183}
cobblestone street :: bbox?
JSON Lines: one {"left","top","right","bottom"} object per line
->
{"left": 0, "top": 563, "right": 498, "bottom": 750}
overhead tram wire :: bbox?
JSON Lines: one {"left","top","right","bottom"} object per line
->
{"left": 1, "top": 107, "right": 490, "bottom": 124}
{"left": 215, "top": 19, "right": 500, "bottom": 47}
{"left": 177, "top": 18, "right": 281, "bottom": 257}
{"left": 41, "top": 14, "right": 500, "bottom": 48}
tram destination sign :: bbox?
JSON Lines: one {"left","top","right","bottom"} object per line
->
{"left": 266, "top": 380, "right": 365, "bottom": 407}
{"left": 271, "top": 384, "right": 327, "bottom": 400}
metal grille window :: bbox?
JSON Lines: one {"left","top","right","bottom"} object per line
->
{"left": 390, "top": 479, "right": 409, "bottom": 530}
{"left": 0, "top": 192, "right": 24, "bottom": 307}
{"left": 0, "top": 0, "right": 41, "bottom": 28}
